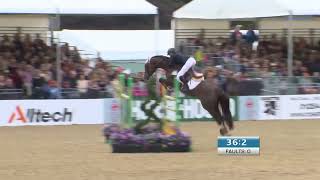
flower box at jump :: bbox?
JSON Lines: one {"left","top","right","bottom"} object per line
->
{"left": 103, "top": 73, "right": 192, "bottom": 153}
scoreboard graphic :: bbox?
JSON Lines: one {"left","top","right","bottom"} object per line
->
{"left": 217, "top": 136, "right": 260, "bottom": 155}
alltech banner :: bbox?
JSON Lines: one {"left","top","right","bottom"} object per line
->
{"left": 0, "top": 99, "right": 104, "bottom": 126}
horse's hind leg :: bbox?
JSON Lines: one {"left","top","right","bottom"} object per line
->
{"left": 205, "top": 102, "right": 229, "bottom": 136}
{"left": 219, "top": 93, "right": 234, "bottom": 130}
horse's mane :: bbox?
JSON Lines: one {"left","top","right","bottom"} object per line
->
{"left": 145, "top": 55, "right": 169, "bottom": 65}
{"left": 152, "top": 55, "right": 169, "bottom": 59}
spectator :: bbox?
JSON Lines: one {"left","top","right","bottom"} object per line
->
{"left": 195, "top": 29, "right": 205, "bottom": 46}
{"left": 110, "top": 73, "right": 122, "bottom": 98}
{"left": 77, "top": 74, "right": 89, "bottom": 96}
{"left": 224, "top": 71, "right": 239, "bottom": 95}
{"left": 269, "top": 34, "right": 282, "bottom": 53}
{"left": 293, "top": 60, "right": 303, "bottom": 76}
{"left": 230, "top": 25, "right": 243, "bottom": 45}
{"left": 21, "top": 65, "right": 34, "bottom": 97}
{"left": 22, "top": 34, "right": 33, "bottom": 53}
{"left": 298, "top": 71, "right": 318, "bottom": 94}
{"left": 1, "top": 35, "right": 12, "bottom": 51}
{"left": 105, "top": 80, "right": 116, "bottom": 98}
{"left": 312, "top": 72, "right": 320, "bottom": 84}
{"left": 9, "top": 67, "right": 23, "bottom": 89}
{"left": 0, "top": 56, "right": 8, "bottom": 72}
{"left": 0, "top": 74, "right": 6, "bottom": 88}
{"left": 13, "top": 33, "right": 23, "bottom": 56}
{"left": 179, "top": 41, "right": 187, "bottom": 54}
{"left": 87, "top": 80, "right": 100, "bottom": 98}
{"left": 3, "top": 78, "right": 15, "bottom": 89}
{"left": 65, "top": 70, "right": 78, "bottom": 88}
{"left": 62, "top": 81, "right": 79, "bottom": 99}
{"left": 194, "top": 46, "right": 205, "bottom": 66}
{"left": 34, "top": 33, "right": 46, "bottom": 49}
{"left": 132, "top": 76, "right": 148, "bottom": 97}
{"left": 32, "top": 69, "right": 47, "bottom": 99}
{"left": 245, "top": 25, "right": 258, "bottom": 47}
{"left": 47, "top": 80, "right": 61, "bottom": 99}
{"left": 306, "top": 51, "right": 320, "bottom": 73}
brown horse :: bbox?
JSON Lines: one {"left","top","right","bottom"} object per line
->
{"left": 144, "top": 55, "right": 234, "bottom": 135}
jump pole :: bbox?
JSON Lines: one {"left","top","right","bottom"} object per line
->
{"left": 118, "top": 74, "right": 133, "bottom": 128}
{"left": 162, "top": 78, "right": 181, "bottom": 127}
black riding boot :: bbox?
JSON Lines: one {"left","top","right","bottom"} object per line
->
{"left": 179, "top": 76, "right": 189, "bottom": 93}
{"left": 181, "top": 83, "right": 189, "bottom": 93}
{"left": 179, "top": 76, "right": 186, "bottom": 84}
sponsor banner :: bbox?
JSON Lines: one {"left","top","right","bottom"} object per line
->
{"left": 0, "top": 99, "right": 104, "bottom": 126}
{"left": 131, "top": 97, "right": 237, "bottom": 121}
{"left": 104, "top": 98, "right": 121, "bottom": 124}
{"left": 281, "top": 95, "right": 320, "bottom": 119}
{"left": 132, "top": 99, "right": 177, "bottom": 121}
{"left": 258, "top": 96, "right": 282, "bottom": 120}
{"left": 238, "top": 96, "right": 259, "bottom": 120}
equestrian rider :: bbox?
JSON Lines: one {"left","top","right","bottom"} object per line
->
{"left": 167, "top": 48, "right": 197, "bottom": 84}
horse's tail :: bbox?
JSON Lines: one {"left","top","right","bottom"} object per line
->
{"left": 218, "top": 92, "right": 234, "bottom": 130}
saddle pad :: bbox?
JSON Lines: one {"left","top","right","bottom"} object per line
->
{"left": 187, "top": 77, "right": 204, "bottom": 90}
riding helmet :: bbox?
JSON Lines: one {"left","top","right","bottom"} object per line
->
{"left": 167, "top": 48, "right": 176, "bottom": 55}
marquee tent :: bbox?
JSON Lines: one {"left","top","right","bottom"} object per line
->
{"left": 0, "top": 0, "right": 157, "bottom": 15}
{"left": 174, "top": 0, "right": 320, "bottom": 19}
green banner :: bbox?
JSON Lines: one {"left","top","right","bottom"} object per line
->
{"left": 131, "top": 96, "right": 238, "bottom": 122}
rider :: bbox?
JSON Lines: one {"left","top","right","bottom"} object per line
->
{"left": 167, "top": 48, "right": 196, "bottom": 84}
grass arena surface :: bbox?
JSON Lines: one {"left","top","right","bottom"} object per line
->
{"left": 0, "top": 120, "right": 320, "bottom": 180}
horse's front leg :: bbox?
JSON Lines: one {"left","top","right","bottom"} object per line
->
{"left": 159, "top": 78, "right": 173, "bottom": 90}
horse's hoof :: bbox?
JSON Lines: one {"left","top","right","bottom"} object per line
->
{"left": 220, "top": 128, "right": 231, "bottom": 136}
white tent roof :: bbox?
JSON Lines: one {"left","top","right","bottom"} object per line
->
{"left": 0, "top": 0, "right": 157, "bottom": 15}
{"left": 57, "top": 30, "right": 174, "bottom": 60}
{"left": 54, "top": 0, "right": 157, "bottom": 15}
{"left": 174, "top": 0, "right": 320, "bottom": 19}
{"left": 0, "top": 0, "right": 56, "bottom": 14}
{"left": 277, "top": 0, "right": 320, "bottom": 15}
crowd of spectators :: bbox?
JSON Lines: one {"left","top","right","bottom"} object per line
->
{"left": 1, "top": 26, "right": 320, "bottom": 99}
{"left": 0, "top": 33, "right": 134, "bottom": 99}
{"left": 179, "top": 26, "right": 320, "bottom": 94}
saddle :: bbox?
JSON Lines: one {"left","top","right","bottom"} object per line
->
{"left": 182, "top": 67, "right": 204, "bottom": 82}
{"left": 180, "top": 68, "right": 204, "bottom": 91}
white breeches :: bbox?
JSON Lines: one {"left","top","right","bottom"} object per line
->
{"left": 177, "top": 57, "right": 196, "bottom": 82}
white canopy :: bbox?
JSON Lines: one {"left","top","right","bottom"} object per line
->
{"left": 57, "top": 30, "right": 174, "bottom": 60}
{"left": 54, "top": 0, "right": 157, "bottom": 15}
{"left": 277, "top": 0, "right": 320, "bottom": 16}
{"left": 0, "top": 0, "right": 157, "bottom": 15}
{"left": 174, "top": 0, "right": 320, "bottom": 19}
{"left": 0, "top": 0, "right": 56, "bottom": 14}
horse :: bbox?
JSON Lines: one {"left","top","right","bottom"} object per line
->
{"left": 144, "top": 55, "right": 234, "bottom": 135}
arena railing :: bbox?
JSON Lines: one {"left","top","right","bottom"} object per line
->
{"left": 0, "top": 88, "right": 114, "bottom": 100}
{"left": 0, "top": 89, "right": 24, "bottom": 100}
{"left": 259, "top": 76, "right": 320, "bottom": 95}
{"left": 1, "top": 76, "right": 320, "bottom": 100}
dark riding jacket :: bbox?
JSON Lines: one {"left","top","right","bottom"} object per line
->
{"left": 168, "top": 53, "right": 189, "bottom": 67}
